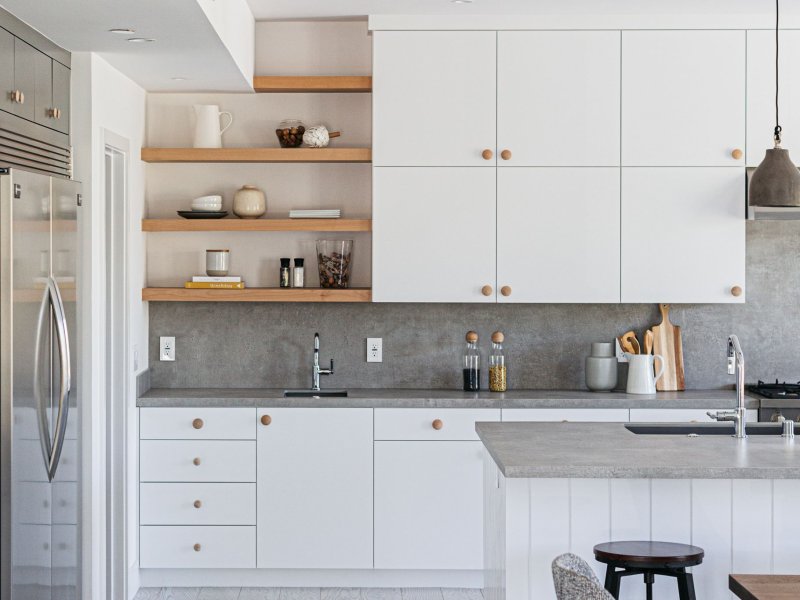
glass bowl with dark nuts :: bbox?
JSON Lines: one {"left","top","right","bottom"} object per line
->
{"left": 276, "top": 119, "right": 306, "bottom": 148}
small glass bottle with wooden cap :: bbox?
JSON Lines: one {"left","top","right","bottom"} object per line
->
{"left": 489, "top": 331, "right": 507, "bottom": 392}
{"left": 463, "top": 331, "right": 481, "bottom": 392}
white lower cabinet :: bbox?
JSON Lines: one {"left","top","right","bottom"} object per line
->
{"left": 140, "top": 526, "right": 256, "bottom": 569}
{"left": 374, "top": 441, "right": 486, "bottom": 570}
{"left": 256, "top": 408, "right": 373, "bottom": 569}
{"left": 140, "top": 483, "right": 256, "bottom": 525}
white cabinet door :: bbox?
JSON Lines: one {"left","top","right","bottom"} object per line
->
{"left": 256, "top": 408, "right": 373, "bottom": 569}
{"left": 621, "top": 168, "right": 745, "bottom": 303}
{"left": 622, "top": 31, "right": 745, "bottom": 166}
{"left": 373, "top": 167, "right": 496, "bottom": 302}
{"left": 374, "top": 441, "right": 485, "bottom": 570}
{"left": 373, "top": 31, "right": 497, "bottom": 167}
{"left": 498, "top": 31, "right": 620, "bottom": 167}
{"left": 497, "top": 168, "right": 620, "bottom": 303}
{"left": 747, "top": 30, "right": 800, "bottom": 166}
{"left": 502, "top": 408, "right": 629, "bottom": 422}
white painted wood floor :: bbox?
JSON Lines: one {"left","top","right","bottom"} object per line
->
{"left": 133, "top": 588, "right": 484, "bottom": 600}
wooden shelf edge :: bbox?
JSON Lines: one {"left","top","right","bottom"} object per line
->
{"left": 142, "top": 288, "right": 372, "bottom": 303}
{"left": 253, "top": 75, "right": 372, "bottom": 93}
{"left": 142, "top": 218, "right": 372, "bottom": 233}
{"left": 141, "top": 147, "right": 372, "bottom": 164}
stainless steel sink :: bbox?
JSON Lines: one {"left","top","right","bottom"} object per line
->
{"left": 283, "top": 389, "right": 348, "bottom": 398}
{"left": 626, "top": 423, "right": 788, "bottom": 436}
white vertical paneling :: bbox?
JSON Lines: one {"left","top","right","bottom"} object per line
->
{"left": 570, "top": 479, "right": 611, "bottom": 582}
{"left": 483, "top": 450, "right": 506, "bottom": 600}
{"left": 732, "top": 480, "right": 772, "bottom": 574}
{"left": 505, "top": 479, "right": 530, "bottom": 600}
{"left": 528, "top": 479, "right": 570, "bottom": 600}
{"left": 691, "top": 479, "right": 732, "bottom": 600}
{"left": 651, "top": 479, "right": 692, "bottom": 598}
{"left": 773, "top": 479, "right": 800, "bottom": 574}
{"left": 610, "top": 480, "right": 651, "bottom": 600}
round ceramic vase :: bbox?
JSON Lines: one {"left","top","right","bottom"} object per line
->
{"left": 233, "top": 185, "right": 266, "bottom": 218}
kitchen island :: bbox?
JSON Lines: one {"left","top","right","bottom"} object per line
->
{"left": 478, "top": 422, "right": 800, "bottom": 600}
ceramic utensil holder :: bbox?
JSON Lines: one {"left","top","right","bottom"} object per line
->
{"left": 206, "top": 249, "right": 230, "bottom": 276}
{"left": 585, "top": 341, "right": 618, "bottom": 392}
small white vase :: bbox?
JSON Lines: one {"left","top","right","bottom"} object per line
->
{"left": 233, "top": 185, "right": 266, "bottom": 219}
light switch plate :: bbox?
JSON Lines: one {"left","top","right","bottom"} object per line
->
{"left": 160, "top": 336, "right": 176, "bottom": 361}
{"left": 367, "top": 337, "right": 382, "bottom": 363}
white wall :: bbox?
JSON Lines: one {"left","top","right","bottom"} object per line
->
{"left": 197, "top": 0, "right": 255, "bottom": 87}
{"left": 72, "top": 52, "right": 147, "bottom": 600}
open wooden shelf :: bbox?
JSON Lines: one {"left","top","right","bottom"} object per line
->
{"left": 141, "top": 147, "right": 371, "bottom": 164}
{"left": 142, "top": 287, "right": 372, "bottom": 303}
{"left": 142, "top": 218, "right": 372, "bottom": 233}
{"left": 253, "top": 76, "right": 372, "bottom": 93}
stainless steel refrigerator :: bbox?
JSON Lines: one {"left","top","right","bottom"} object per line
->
{"left": 0, "top": 168, "right": 81, "bottom": 600}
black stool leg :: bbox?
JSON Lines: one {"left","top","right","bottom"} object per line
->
{"left": 644, "top": 572, "right": 654, "bottom": 600}
{"left": 603, "top": 565, "right": 621, "bottom": 599}
{"left": 676, "top": 568, "right": 697, "bottom": 600}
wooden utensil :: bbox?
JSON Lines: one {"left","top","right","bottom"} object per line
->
{"left": 619, "top": 330, "right": 640, "bottom": 354}
{"left": 651, "top": 304, "right": 685, "bottom": 391}
{"left": 644, "top": 329, "right": 654, "bottom": 355}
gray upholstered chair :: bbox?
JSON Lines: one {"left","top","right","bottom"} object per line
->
{"left": 552, "top": 553, "right": 616, "bottom": 600}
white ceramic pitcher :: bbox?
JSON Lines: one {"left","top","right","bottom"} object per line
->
{"left": 192, "top": 104, "right": 233, "bottom": 148}
{"left": 625, "top": 353, "right": 665, "bottom": 395}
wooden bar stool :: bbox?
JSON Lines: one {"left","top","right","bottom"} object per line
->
{"left": 593, "top": 541, "right": 704, "bottom": 600}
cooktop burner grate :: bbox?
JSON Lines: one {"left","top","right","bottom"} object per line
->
{"left": 748, "top": 380, "right": 800, "bottom": 399}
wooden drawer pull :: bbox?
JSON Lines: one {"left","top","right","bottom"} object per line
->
{"left": 731, "top": 148, "right": 743, "bottom": 160}
{"left": 192, "top": 418, "right": 204, "bottom": 429}
{"left": 193, "top": 500, "right": 202, "bottom": 509}
{"left": 500, "top": 285, "right": 512, "bottom": 297}
{"left": 192, "top": 457, "right": 201, "bottom": 466}
{"left": 260, "top": 414, "right": 272, "bottom": 426}
{"left": 193, "top": 543, "right": 201, "bottom": 552}
{"left": 481, "top": 285, "right": 493, "bottom": 297}
{"left": 500, "top": 149, "right": 512, "bottom": 160}
{"left": 432, "top": 419, "right": 444, "bottom": 430}
{"left": 482, "top": 149, "right": 493, "bottom": 160}
{"left": 731, "top": 285, "right": 743, "bottom": 297}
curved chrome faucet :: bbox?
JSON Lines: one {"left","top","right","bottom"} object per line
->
{"left": 312, "top": 332, "right": 334, "bottom": 391}
{"left": 707, "top": 335, "right": 747, "bottom": 438}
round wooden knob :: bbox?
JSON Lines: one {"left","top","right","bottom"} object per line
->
{"left": 193, "top": 544, "right": 201, "bottom": 552}
{"left": 193, "top": 500, "right": 202, "bottom": 509}
{"left": 481, "top": 149, "right": 493, "bottom": 160}
{"left": 500, "top": 149, "right": 512, "bottom": 160}
{"left": 55, "top": 108, "right": 61, "bottom": 119}
{"left": 260, "top": 414, "right": 272, "bottom": 426}
{"left": 192, "top": 418, "right": 204, "bottom": 429}
{"left": 481, "top": 285, "right": 493, "bottom": 296}
{"left": 500, "top": 286, "right": 512, "bottom": 297}
{"left": 432, "top": 419, "right": 443, "bottom": 430}
{"left": 731, "top": 285, "right": 743, "bottom": 297}
{"left": 192, "top": 457, "right": 201, "bottom": 466}
{"left": 731, "top": 148, "right": 743, "bottom": 160}
{"left": 18, "top": 91, "right": 23, "bottom": 104}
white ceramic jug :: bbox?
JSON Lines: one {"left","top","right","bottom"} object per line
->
{"left": 192, "top": 104, "right": 233, "bottom": 148}
{"left": 625, "top": 353, "right": 666, "bottom": 395}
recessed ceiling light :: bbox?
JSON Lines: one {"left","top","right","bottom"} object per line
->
{"left": 451, "top": 0, "right": 473, "bottom": 4}
{"left": 109, "top": 27, "right": 136, "bottom": 34}
{"left": 171, "top": 77, "right": 188, "bottom": 81}
{"left": 127, "top": 37, "right": 156, "bottom": 43}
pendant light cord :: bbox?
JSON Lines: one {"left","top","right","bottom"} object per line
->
{"left": 775, "top": 0, "right": 783, "bottom": 146}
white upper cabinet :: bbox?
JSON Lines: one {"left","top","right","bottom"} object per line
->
{"left": 621, "top": 31, "right": 746, "bottom": 166}
{"left": 372, "top": 167, "right": 497, "bottom": 302}
{"left": 747, "top": 30, "right": 800, "bottom": 166}
{"left": 621, "top": 167, "right": 745, "bottom": 303}
{"left": 497, "top": 168, "right": 620, "bottom": 303}
{"left": 373, "top": 31, "right": 497, "bottom": 167}
{"left": 497, "top": 31, "right": 621, "bottom": 167}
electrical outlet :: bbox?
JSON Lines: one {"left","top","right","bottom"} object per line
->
{"left": 160, "top": 336, "right": 176, "bottom": 361}
{"left": 367, "top": 337, "right": 382, "bottom": 363}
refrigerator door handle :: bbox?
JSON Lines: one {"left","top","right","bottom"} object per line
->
{"left": 47, "top": 277, "right": 71, "bottom": 481}
{"left": 32, "top": 282, "right": 54, "bottom": 478}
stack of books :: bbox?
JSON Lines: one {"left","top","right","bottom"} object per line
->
{"left": 289, "top": 209, "right": 341, "bottom": 219}
{"left": 184, "top": 276, "right": 245, "bottom": 290}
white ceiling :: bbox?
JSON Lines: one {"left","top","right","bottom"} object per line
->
{"left": 246, "top": 0, "right": 797, "bottom": 20}
{"left": 0, "top": 0, "right": 251, "bottom": 91}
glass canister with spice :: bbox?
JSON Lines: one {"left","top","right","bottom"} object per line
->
{"left": 489, "top": 331, "right": 507, "bottom": 392}
{"left": 462, "top": 331, "right": 481, "bottom": 392}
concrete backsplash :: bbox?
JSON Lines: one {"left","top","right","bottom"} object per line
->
{"left": 149, "top": 221, "right": 800, "bottom": 390}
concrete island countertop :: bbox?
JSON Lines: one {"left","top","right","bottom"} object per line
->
{"left": 137, "top": 387, "right": 760, "bottom": 409}
{"left": 476, "top": 421, "right": 800, "bottom": 479}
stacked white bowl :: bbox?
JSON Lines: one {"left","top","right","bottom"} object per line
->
{"left": 190, "top": 195, "right": 223, "bottom": 211}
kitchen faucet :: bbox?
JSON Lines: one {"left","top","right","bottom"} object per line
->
{"left": 312, "top": 332, "right": 334, "bottom": 391}
{"left": 707, "top": 334, "right": 747, "bottom": 438}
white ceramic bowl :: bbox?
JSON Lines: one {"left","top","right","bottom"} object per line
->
{"left": 191, "top": 194, "right": 223, "bottom": 211}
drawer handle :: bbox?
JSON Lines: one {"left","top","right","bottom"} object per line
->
{"left": 432, "top": 419, "right": 444, "bottom": 430}
{"left": 193, "top": 543, "right": 201, "bottom": 552}
{"left": 481, "top": 149, "right": 493, "bottom": 160}
{"left": 260, "top": 414, "right": 272, "bottom": 426}
{"left": 731, "top": 285, "right": 743, "bottom": 297}
{"left": 500, "top": 149, "right": 512, "bottom": 160}
{"left": 481, "top": 285, "right": 493, "bottom": 297}
{"left": 193, "top": 457, "right": 201, "bottom": 466}
{"left": 731, "top": 148, "right": 743, "bottom": 160}
{"left": 192, "top": 418, "right": 204, "bottom": 429}
{"left": 500, "top": 285, "right": 512, "bottom": 297}
{"left": 193, "top": 500, "right": 202, "bottom": 509}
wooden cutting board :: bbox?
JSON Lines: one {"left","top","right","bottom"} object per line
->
{"left": 652, "top": 303, "right": 685, "bottom": 391}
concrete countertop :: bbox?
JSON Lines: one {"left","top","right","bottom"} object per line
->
{"left": 137, "top": 387, "right": 759, "bottom": 409}
{"left": 476, "top": 421, "right": 800, "bottom": 479}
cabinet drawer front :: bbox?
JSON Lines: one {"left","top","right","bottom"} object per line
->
{"left": 375, "top": 408, "right": 501, "bottom": 441}
{"left": 140, "top": 526, "right": 255, "bottom": 568}
{"left": 140, "top": 483, "right": 256, "bottom": 525}
{"left": 502, "top": 408, "right": 629, "bottom": 422}
{"left": 140, "top": 407, "right": 256, "bottom": 440}
{"left": 140, "top": 440, "right": 256, "bottom": 482}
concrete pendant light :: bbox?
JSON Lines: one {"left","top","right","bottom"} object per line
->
{"left": 750, "top": 0, "right": 800, "bottom": 207}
